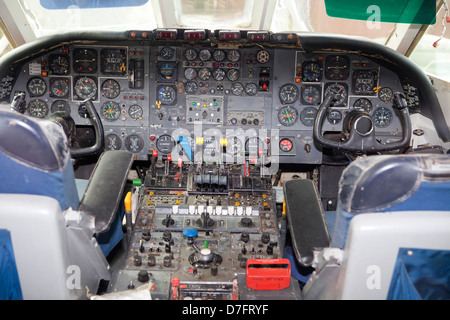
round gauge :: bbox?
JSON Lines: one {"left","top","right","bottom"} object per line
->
{"left": 156, "top": 134, "right": 175, "bottom": 154}
{"left": 231, "top": 82, "right": 244, "bottom": 96}
{"left": 213, "top": 68, "right": 226, "bottom": 81}
{"left": 378, "top": 87, "right": 394, "bottom": 103}
{"left": 27, "top": 77, "right": 47, "bottom": 97}
{"left": 49, "top": 55, "right": 70, "bottom": 75}
{"left": 158, "top": 64, "right": 176, "bottom": 80}
{"left": 157, "top": 86, "right": 177, "bottom": 105}
{"left": 256, "top": 50, "right": 270, "bottom": 64}
{"left": 51, "top": 100, "right": 71, "bottom": 115}
{"left": 354, "top": 98, "right": 372, "bottom": 113}
{"left": 101, "top": 49, "right": 127, "bottom": 75}
{"left": 184, "top": 67, "right": 197, "bottom": 80}
{"left": 301, "top": 85, "right": 321, "bottom": 105}
{"left": 78, "top": 104, "right": 90, "bottom": 118}
{"left": 227, "top": 136, "right": 243, "bottom": 156}
{"left": 185, "top": 49, "right": 197, "bottom": 61}
{"left": 302, "top": 62, "right": 322, "bottom": 82}
{"left": 213, "top": 50, "right": 226, "bottom": 62}
{"left": 373, "top": 107, "right": 393, "bottom": 128}
{"left": 50, "top": 78, "right": 70, "bottom": 98}
{"left": 327, "top": 110, "right": 343, "bottom": 125}
{"left": 185, "top": 81, "right": 198, "bottom": 94}
{"left": 101, "top": 79, "right": 121, "bottom": 99}
{"left": 353, "top": 69, "right": 378, "bottom": 95}
{"left": 129, "top": 105, "right": 143, "bottom": 120}
{"left": 279, "top": 138, "right": 293, "bottom": 152}
{"left": 325, "top": 55, "right": 350, "bottom": 80}
{"left": 73, "top": 48, "right": 97, "bottom": 74}
{"left": 227, "top": 69, "right": 239, "bottom": 81}
{"left": 74, "top": 76, "right": 97, "bottom": 100}
{"left": 198, "top": 68, "right": 211, "bottom": 81}
{"left": 227, "top": 50, "right": 240, "bottom": 62}
{"left": 101, "top": 101, "right": 121, "bottom": 121}
{"left": 325, "top": 83, "right": 347, "bottom": 106}
{"left": 105, "top": 134, "right": 122, "bottom": 151}
{"left": 278, "top": 106, "right": 299, "bottom": 127}
{"left": 199, "top": 49, "right": 212, "bottom": 62}
{"left": 300, "top": 107, "right": 318, "bottom": 126}
{"left": 160, "top": 47, "right": 174, "bottom": 60}
{"left": 28, "top": 100, "right": 48, "bottom": 118}
{"left": 245, "top": 83, "right": 258, "bottom": 96}
{"left": 125, "top": 134, "right": 145, "bottom": 153}
{"left": 245, "top": 137, "right": 264, "bottom": 156}
{"left": 279, "top": 84, "right": 299, "bottom": 104}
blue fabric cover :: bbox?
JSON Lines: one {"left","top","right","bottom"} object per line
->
{"left": 0, "top": 229, "right": 23, "bottom": 300}
{"left": 95, "top": 197, "right": 125, "bottom": 257}
{"left": 387, "top": 248, "right": 450, "bottom": 300}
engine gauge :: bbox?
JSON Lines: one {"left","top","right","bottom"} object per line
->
{"left": 302, "top": 62, "right": 322, "bottom": 82}
{"left": 227, "top": 50, "right": 240, "bottom": 62}
{"left": 279, "top": 138, "right": 293, "bottom": 152}
{"left": 27, "top": 77, "right": 47, "bottom": 97}
{"left": 101, "top": 101, "right": 121, "bottom": 121}
{"left": 231, "top": 82, "right": 244, "bottom": 96}
{"left": 279, "top": 83, "right": 299, "bottom": 104}
{"left": 184, "top": 49, "right": 197, "bottom": 61}
{"left": 128, "top": 105, "right": 143, "bottom": 120}
{"left": 159, "top": 47, "right": 174, "bottom": 60}
{"left": 327, "top": 110, "right": 343, "bottom": 125}
{"left": 157, "top": 85, "right": 177, "bottom": 105}
{"left": 227, "top": 69, "right": 240, "bottom": 82}
{"left": 74, "top": 76, "right": 97, "bottom": 100}
{"left": 245, "top": 83, "right": 258, "bottom": 96}
{"left": 373, "top": 107, "right": 393, "bottom": 128}
{"left": 125, "top": 134, "right": 145, "bottom": 153}
{"left": 213, "top": 68, "right": 226, "bottom": 81}
{"left": 184, "top": 67, "right": 197, "bottom": 80}
{"left": 105, "top": 134, "right": 122, "bottom": 151}
{"left": 378, "top": 87, "right": 394, "bottom": 103}
{"left": 199, "top": 49, "right": 212, "bottom": 62}
{"left": 156, "top": 134, "right": 175, "bottom": 154}
{"left": 324, "top": 83, "right": 348, "bottom": 106}
{"left": 49, "top": 54, "right": 70, "bottom": 75}
{"left": 101, "top": 79, "right": 121, "bottom": 99}
{"left": 213, "top": 50, "right": 226, "bottom": 62}
{"left": 300, "top": 107, "right": 317, "bottom": 126}
{"left": 73, "top": 48, "right": 98, "bottom": 74}
{"left": 278, "top": 106, "right": 299, "bottom": 127}
{"left": 101, "top": 48, "right": 127, "bottom": 75}
{"left": 28, "top": 99, "right": 48, "bottom": 118}
{"left": 198, "top": 68, "right": 211, "bottom": 81}
{"left": 301, "top": 85, "right": 322, "bottom": 105}
{"left": 352, "top": 69, "right": 378, "bottom": 95}
{"left": 325, "top": 55, "right": 350, "bottom": 80}
{"left": 185, "top": 81, "right": 198, "bottom": 94}
{"left": 49, "top": 78, "right": 70, "bottom": 98}
{"left": 354, "top": 98, "right": 372, "bottom": 113}
{"left": 51, "top": 100, "right": 71, "bottom": 115}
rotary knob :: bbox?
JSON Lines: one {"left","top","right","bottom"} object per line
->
{"left": 240, "top": 217, "right": 253, "bottom": 228}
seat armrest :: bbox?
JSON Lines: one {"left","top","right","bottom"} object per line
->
{"left": 78, "top": 151, "right": 134, "bottom": 233}
{"left": 284, "top": 179, "right": 330, "bottom": 266}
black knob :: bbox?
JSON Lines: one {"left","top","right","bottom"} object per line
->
{"left": 240, "top": 232, "right": 250, "bottom": 243}
{"left": 142, "top": 230, "right": 151, "bottom": 241}
{"left": 137, "top": 270, "right": 149, "bottom": 283}
{"left": 261, "top": 232, "right": 270, "bottom": 244}
{"left": 148, "top": 255, "right": 156, "bottom": 267}
{"left": 162, "top": 215, "right": 175, "bottom": 228}
{"left": 163, "top": 230, "right": 172, "bottom": 242}
{"left": 133, "top": 253, "right": 142, "bottom": 266}
{"left": 240, "top": 217, "right": 253, "bottom": 228}
{"left": 163, "top": 255, "right": 172, "bottom": 267}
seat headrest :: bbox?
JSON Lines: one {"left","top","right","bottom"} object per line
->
{"left": 0, "top": 110, "right": 70, "bottom": 171}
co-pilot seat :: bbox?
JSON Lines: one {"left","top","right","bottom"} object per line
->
{"left": 0, "top": 110, "right": 134, "bottom": 299}
{"left": 284, "top": 154, "right": 450, "bottom": 300}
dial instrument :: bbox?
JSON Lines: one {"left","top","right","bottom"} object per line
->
{"left": 185, "top": 81, "right": 198, "bottom": 94}
{"left": 302, "top": 62, "right": 322, "bottom": 82}
{"left": 213, "top": 50, "right": 226, "bottom": 62}
{"left": 231, "top": 82, "right": 244, "bottom": 96}
{"left": 158, "top": 63, "right": 176, "bottom": 80}
{"left": 101, "top": 48, "right": 127, "bottom": 75}
{"left": 227, "top": 50, "right": 240, "bottom": 62}
{"left": 49, "top": 54, "right": 70, "bottom": 75}
{"left": 125, "top": 134, "right": 145, "bottom": 153}
{"left": 279, "top": 138, "right": 293, "bottom": 152}
{"left": 353, "top": 69, "right": 378, "bottom": 95}
{"left": 105, "top": 134, "right": 122, "bottom": 151}
{"left": 73, "top": 48, "right": 98, "bottom": 74}
{"left": 301, "top": 85, "right": 321, "bottom": 105}
{"left": 101, "top": 79, "right": 121, "bottom": 99}
{"left": 354, "top": 98, "right": 372, "bottom": 113}
{"left": 101, "top": 101, "right": 121, "bottom": 121}
{"left": 325, "top": 83, "right": 348, "bottom": 106}
{"left": 156, "top": 134, "right": 175, "bottom": 154}
{"left": 184, "top": 49, "right": 197, "bottom": 61}
{"left": 28, "top": 99, "right": 48, "bottom": 118}
{"left": 245, "top": 83, "right": 258, "bottom": 96}
{"left": 373, "top": 107, "right": 393, "bottom": 128}
{"left": 213, "top": 68, "right": 226, "bottom": 81}
{"left": 51, "top": 100, "right": 71, "bottom": 115}
{"left": 378, "top": 87, "right": 394, "bottom": 103}
{"left": 129, "top": 105, "right": 143, "bottom": 120}
{"left": 227, "top": 69, "right": 239, "bottom": 81}
{"left": 279, "top": 83, "right": 299, "bottom": 104}
{"left": 199, "top": 49, "right": 212, "bottom": 61}
{"left": 327, "top": 110, "right": 343, "bottom": 125}
{"left": 300, "top": 107, "right": 317, "bottom": 126}
{"left": 159, "top": 47, "right": 174, "bottom": 60}
{"left": 50, "top": 78, "right": 70, "bottom": 98}
{"left": 157, "top": 86, "right": 177, "bottom": 105}
{"left": 74, "top": 76, "right": 97, "bottom": 100}
{"left": 184, "top": 68, "right": 197, "bottom": 80}
{"left": 278, "top": 106, "right": 299, "bottom": 127}
{"left": 198, "top": 68, "right": 211, "bottom": 81}
{"left": 27, "top": 77, "right": 47, "bottom": 97}
{"left": 325, "top": 55, "right": 350, "bottom": 80}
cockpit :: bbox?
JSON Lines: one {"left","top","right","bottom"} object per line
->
{"left": 0, "top": 0, "right": 449, "bottom": 303}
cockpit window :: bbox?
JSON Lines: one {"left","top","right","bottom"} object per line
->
{"left": 39, "top": 0, "right": 150, "bottom": 10}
